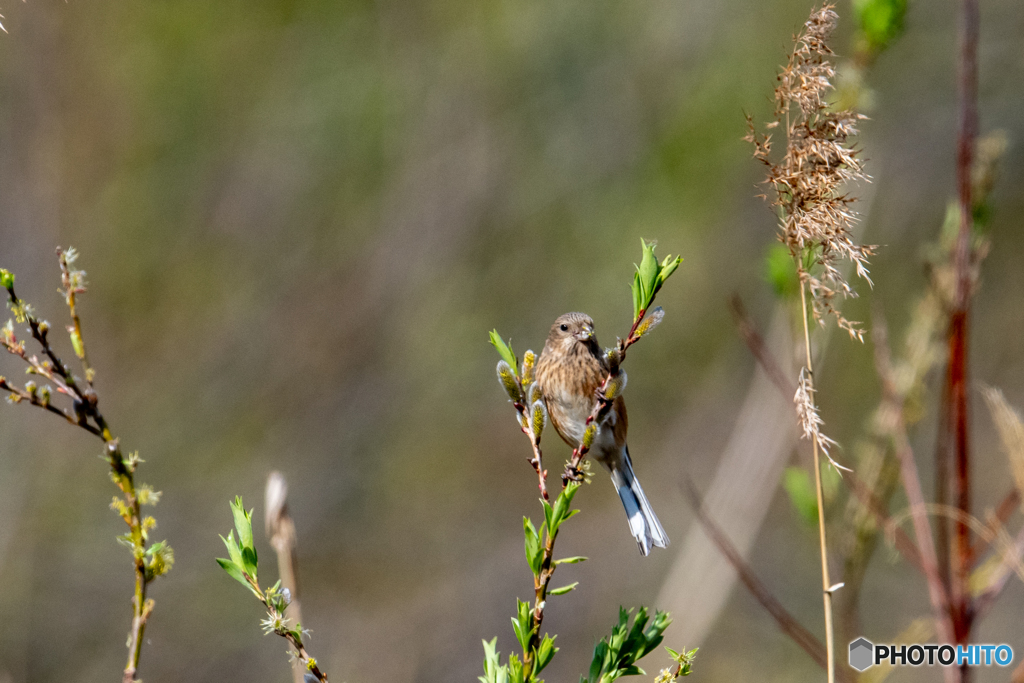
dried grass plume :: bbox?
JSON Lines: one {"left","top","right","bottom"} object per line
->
{"left": 746, "top": 4, "right": 873, "bottom": 340}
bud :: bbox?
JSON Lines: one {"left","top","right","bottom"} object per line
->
{"left": 582, "top": 423, "right": 597, "bottom": 450}
{"left": 530, "top": 400, "right": 547, "bottom": 439}
{"left": 605, "top": 347, "right": 621, "bottom": 375}
{"left": 496, "top": 361, "right": 522, "bottom": 402}
{"left": 24, "top": 381, "right": 36, "bottom": 397}
{"left": 522, "top": 350, "right": 537, "bottom": 385}
{"left": 0, "top": 269, "right": 13, "bottom": 290}
{"left": 603, "top": 371, "right": 627, "bottom": 399}
{"left": 37, "top": 320, "right": 49, "bottom": 335}
{"left": 70, "top": 329, "right": 85, "bottom": 359}
{"left": 635, "top": 306, "right": 665, "bottom": 337}
{"left": 39, "top": 385, "right": 51, "bottom": 407}
{"left": 527, "top": 381, "right": 543, "bottom": 405}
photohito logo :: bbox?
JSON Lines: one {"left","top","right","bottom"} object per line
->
{"left": 849, "top": 638, "right": 1014, "bottom": 672}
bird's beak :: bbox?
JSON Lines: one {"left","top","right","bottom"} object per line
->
{"left": 574, "top": 326, "right": 594, "bottom": 341}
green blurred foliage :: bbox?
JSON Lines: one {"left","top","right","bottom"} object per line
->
{"left": 854, "top": 0, "right": 907, "bottom": 54}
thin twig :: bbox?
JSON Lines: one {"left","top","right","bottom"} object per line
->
{"left": 730, "top": 295, "right": 795, "bottom": 397}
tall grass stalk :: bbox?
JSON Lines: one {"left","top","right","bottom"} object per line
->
{"left": 798, "top": 281, "right": 836, "bottom": 683}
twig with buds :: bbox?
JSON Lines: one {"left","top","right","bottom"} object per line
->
{"left": 0, "top": 249, "right": 172, "bottom": 683}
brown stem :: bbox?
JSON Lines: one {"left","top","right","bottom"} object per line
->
{"left": 873, "top": 314, "right": 958, "bottom": 683}
{"left": 730, "top": 294, "right": 795, "bottom": 397}
{"left": 282, "top": 631, "right": 329, "bottom": 683}
{"left": 947, "top": 0, "right": 979, "bottom": 670}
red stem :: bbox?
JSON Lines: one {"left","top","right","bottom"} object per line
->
{"left": 949, "top": 0, "right": 978, "bottom": 660}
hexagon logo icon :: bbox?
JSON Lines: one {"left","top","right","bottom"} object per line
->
{"left": 849, "top": 638, "right": 874, "bottom": 672}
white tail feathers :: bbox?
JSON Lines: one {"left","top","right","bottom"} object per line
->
{"left": 610, "top": 451, "right": 669, "bottom": 556}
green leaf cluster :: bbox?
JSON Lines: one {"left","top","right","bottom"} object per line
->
{"left": 481, "top": 632, "right": 558, "bottom": 683}
{"left": 854, "top": 0, "right": 907, "bottom": 53}
{"left": 631, "top": 240, "right": 682, "bottom": 321}
{"left": 582, "top": 607, "right": 672, "bottom": 683}
{"left": 216, "top": 496, "right": 261, "bottom": 598}
{"left": 523, "top": 484, "right": 583, "bottom": 578}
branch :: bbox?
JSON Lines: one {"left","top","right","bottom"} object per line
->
{"left": 1, "top": 252, "right": 170, "bottom": 683}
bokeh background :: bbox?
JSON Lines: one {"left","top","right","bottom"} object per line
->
{"left": 0, "top": 0, "right": 1022, "bottom": 681}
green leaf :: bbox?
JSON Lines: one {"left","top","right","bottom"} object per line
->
{"left": 512, "top": 599, "right": 533, "bottom": 654}
{"left": 489, "top": 330, "right": 519, "bottom": 377}
{"left": 553, "top": 556, "right": 587, "bottom": 565}
{"left": 547, "top": 483, "right": 579, "bottom": 536}
{"left": 548, "top": 582, "right": 578, "bottom": 596}
{"left": 508, "top": 653, "right": 526, "bottom": 683}
{"left": 637, "top": 240, "right": 658, "bottom": 309}
{"left": 654, "top": 255, "right": 682, "bottom": 295}
{"left": 241, "top": 546, "right": 259, "bottom": 582}
{"left": 480, "top": 638, "right": 509, "bottom": 683}
{"left": 230, "top": 496, "right": 255, "bottom": 552}
{"left": 542, "top": 498, "right": 555, "bottom": 536}
{"left": 220, "top": 531, "right": 243, "bottom": 569}
{"left": 523, "top": 517, "right": 543, "bottom": 576}
{"left": 216, "top": 558, "right": 249, "bottom": 588}
{"left": 631, "top": 276, "right": 642, "bottom": 321}
{"left": 782, "top": 466, "right": 818, "bottom": 526}
{"left": 583, "top": 606, "right": 672, "bottom": 683}
{"left": 534, "top": 634, "right": 558, "bottom": 675}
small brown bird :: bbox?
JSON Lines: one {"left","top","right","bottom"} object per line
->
{"left": 535, "top": 312, "right": 668, "bottom": 555}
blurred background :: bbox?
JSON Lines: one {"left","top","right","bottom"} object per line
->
{"left": 0, "top": 0, "right": 1022, "bottom": 681}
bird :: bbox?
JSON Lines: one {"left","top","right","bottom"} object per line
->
{"left": 535, "top": 312, "right": 668, "bottom": 556}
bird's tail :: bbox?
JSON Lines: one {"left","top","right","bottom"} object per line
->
{"left": 610, "top": 448, "right": 669, "bottom": 556}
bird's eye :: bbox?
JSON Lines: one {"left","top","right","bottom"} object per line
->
{"left": 560, "top": 324, "right": 568, "bottom": 332}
